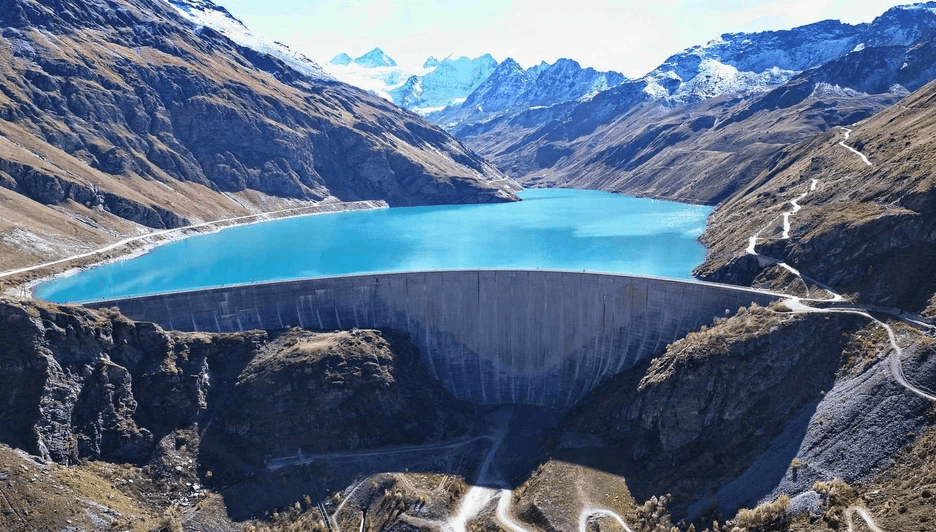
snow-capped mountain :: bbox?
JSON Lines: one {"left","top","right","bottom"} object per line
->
{"left": 329, "top": 53, "right": 352, "bottom": 66}
{"left": 638, "top": 19, "right": 863, "bottom": 103}
{"left": 431, "top": 58, "right": 627, "bottom": 128}
{"left": 323, "top": 48, "right": 415, "bottom": 101}
{"left": 390, "top": 55, "right": 499, "bottom": 114}
{"left": 353, "top": 48, "right": 397, "bottom": 68}
{"left": 607, "top": 3, "right": 936, "bottom": 107}
{"left": 324, "top": 51, "right": 505, "bottom": 114}
{"left": 442, "top": 2, "right": 936, "bottom": 138}
{"left": 166, "top": 0, "right": 330, "bottom": 80}
{"left": 450, "top": 1, "right": 936, "bottom": 207}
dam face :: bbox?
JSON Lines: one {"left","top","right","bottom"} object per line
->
{"left": 84, "top": 271, "right": 779, "bottom": 408}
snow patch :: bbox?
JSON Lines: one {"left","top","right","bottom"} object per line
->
{"left": 168, "top": 0, "right": 330, "bottom": 80}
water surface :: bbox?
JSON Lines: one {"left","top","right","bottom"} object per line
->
{"left": 37, "top": 189, "right": 712, "bottom": 302}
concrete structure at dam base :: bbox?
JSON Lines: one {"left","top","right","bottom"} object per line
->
{"left": 85, "top": 270, "right": 781, "bottom": 409}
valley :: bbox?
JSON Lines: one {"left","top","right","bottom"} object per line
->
{"left": 1, "top": 0, "right": 936, "bottom": 531}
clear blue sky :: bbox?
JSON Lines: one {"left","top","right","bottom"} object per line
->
{"left": 218, "top": 0, "right": 914, "bottom": 77}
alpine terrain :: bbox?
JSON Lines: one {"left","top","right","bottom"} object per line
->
{"left": 0, "top": 0, "right": 518, "bottom": 274}
{"left": 1, "top": 1, "right": 936, "bottom": 532}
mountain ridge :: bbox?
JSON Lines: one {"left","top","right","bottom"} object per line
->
{"left": 452, "top": 2, "right": 936, "bottom": 204}
{"left": 0, "top": 0, "right": 519, "bottom": 273}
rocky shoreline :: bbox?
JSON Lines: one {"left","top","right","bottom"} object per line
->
{"left": 2, "top": 199, "right": 389, "bottom": 298}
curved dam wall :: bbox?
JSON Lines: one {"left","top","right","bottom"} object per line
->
{"left": 84, "top": 271, "right": 781, "bottom": 408}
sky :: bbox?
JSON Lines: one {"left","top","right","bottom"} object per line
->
{"left": 218, "top": 0, "right": 915, "bottom": 77}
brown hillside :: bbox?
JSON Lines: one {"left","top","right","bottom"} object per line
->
{"left": 0, "top": 0, "right": 518, "bottom": 271}
{"left": 697, "top": 76, "right": 936, "bottom": 313}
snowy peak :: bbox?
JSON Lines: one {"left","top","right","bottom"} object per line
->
{"left": 432, "top": 58, "right": 626, "bottom": 128}
{"left": 525, "top": 59, "right": 627, "bottom": 106}
{"left": 635, "top": 2, "right": 936, "bottom": 104}
{"left": 354, "top": 48, "right": 397, "bottom": 68}
{"left": 638, "top": 18, "right": 865, "bottom": 102}
{"left": 322, "top": 48, "right": 412, "bottom": 102}
{"left": 166, "top": 0, "right": 330, "bottom": 80}
{"left": 863, "top": 1, "right": 936, "bottom": 47}
{"left": 169, "top": 0, "right": 247, "bottom": 29}
{"left": 330, "top": 53, "right": 352, "bottom": 66}
{"left": 527, "top": 61, "right": 550, "bottom": 80}
{"left": 424, "top": 56, "right": 441, "bottom": 68}
{"left": 389, "top": 54, "right": 499, "bottom": 113}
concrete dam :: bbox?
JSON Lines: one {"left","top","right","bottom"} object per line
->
{"left": 85, "top": 270, "right": 781, "bottom": 408}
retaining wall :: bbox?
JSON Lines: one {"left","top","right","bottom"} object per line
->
{"left": 84, "top": 271, "right": 781, "bottom": 408}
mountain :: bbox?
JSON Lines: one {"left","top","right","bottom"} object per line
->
{"left": 167, "top": 0, "right": 331, "bottom": 80}
{"left": 329, "top": 52, "right": 352, "bottom": 65}
{"left": 322, "top": 48, "right": 417, "bottom": 102}
{"left": 698, "top": 75, "right": 936, "bottom": 312}
{"left": 389, "top": 54, "right": 499, "bottom": 114}
{"left": 641, "top": 19, "right": 861, "bottom": 103}
{"left": 0, "top": 0, "right": 518, "bottom": 271}
{"left": 353, "top": 47, "right": 397, "bottom": 68}
{"left": 324, "top": 52, "right": 501, "bottom": 115}
{"left": 431, "top": 58, "right": 627, "bottom": 128}
{"left": 454, "top": 2, "right": 936, "bottom": 203}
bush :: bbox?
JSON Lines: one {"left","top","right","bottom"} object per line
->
{"left": 730, "top": 494, "right": 790, "bottom": 531}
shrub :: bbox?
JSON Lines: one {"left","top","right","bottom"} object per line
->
{"left": 730, "top": 494, "right": 790, "bottom": 531}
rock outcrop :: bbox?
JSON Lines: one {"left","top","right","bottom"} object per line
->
{"left": 559, "top": 304, "right": 863, "bottom": 517}
{"left": 0, "top": 297, "right": 478, "bottom": 494}
{"left": 206, "top": 328, "right": 477, "bottom": 472}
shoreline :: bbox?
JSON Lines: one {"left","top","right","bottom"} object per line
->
{"left": 4, "top": 199, "right": 389, "bottom": 299}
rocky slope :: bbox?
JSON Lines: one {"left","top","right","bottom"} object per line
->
{"left": 556, "top": 302, "right": 936, "bottom": 525}
{"left": 0, "top": 0, "right": 518, "bottom": 271}
{"left": 458, "top": 2, "right": 936, "bottom": 203}
{"left": 0, "top": 296, "right": 480, "bottom": 526}
{"left": 467, "top": 87, "right": 899, "bottom": 204}
{"left": 696, "top": 76, "right": 936, "bottom": 313}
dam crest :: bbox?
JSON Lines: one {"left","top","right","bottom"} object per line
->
{"left": 84, "top": 270, "right": 781, "bottom": 408}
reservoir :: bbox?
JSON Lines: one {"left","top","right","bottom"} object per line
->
{"left": 36, "top": 189, "right": 712, "bottom": 303}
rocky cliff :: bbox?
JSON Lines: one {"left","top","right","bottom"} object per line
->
{"left": 0, "top": 0, "right": 518, "bottom": 271}
{"left": 205, "top": 328, "right": 477, "bottom": 474}
{"left": 0, "top": 296, "right": 480, "bottom": 524}
{"left": 557, "top": 302, "right": 936, "bottom": 524}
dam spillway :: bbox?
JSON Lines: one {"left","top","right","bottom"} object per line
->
{"left": 83, "top": 270, "right": 781, "bottom": 408}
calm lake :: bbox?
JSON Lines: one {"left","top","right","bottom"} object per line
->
{"left": 36, "top": 189, "right": 712, "bottom": 302}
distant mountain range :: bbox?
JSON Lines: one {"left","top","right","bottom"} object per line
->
{"left": 323, "top": 48, "right": 627, "bottom": 119}
{"left": 446, "top": 1, "right": 936, "bottom": 204}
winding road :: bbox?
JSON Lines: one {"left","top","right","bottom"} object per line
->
{"left": 742, "top": 125, "right": 936, "bottom": 532}
{"left": 0, "top": 200, "right": 386, "bottom": 283}
{"left": 447, "top": 408, "right": 530, "bottom": 532}
{"left": 577, "top": 507, "right": 634, "bottom": 532}
{"left": 846, "top": 506, "right": 885, "bottom": 532}
{"left": 838, "top": 127, "right": 873, "bottom": 166}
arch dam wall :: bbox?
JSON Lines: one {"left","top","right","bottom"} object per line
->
{"left": 84, "top": 270, "right": 781, "bottom": 409}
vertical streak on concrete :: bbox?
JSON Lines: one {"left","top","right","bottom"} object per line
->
{"left": 476, "top": 272, "right": 488, "bottom": 404}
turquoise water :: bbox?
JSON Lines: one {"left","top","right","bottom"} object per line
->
{"left": 36, "top": 189, "right": 712, "bottom": 303}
